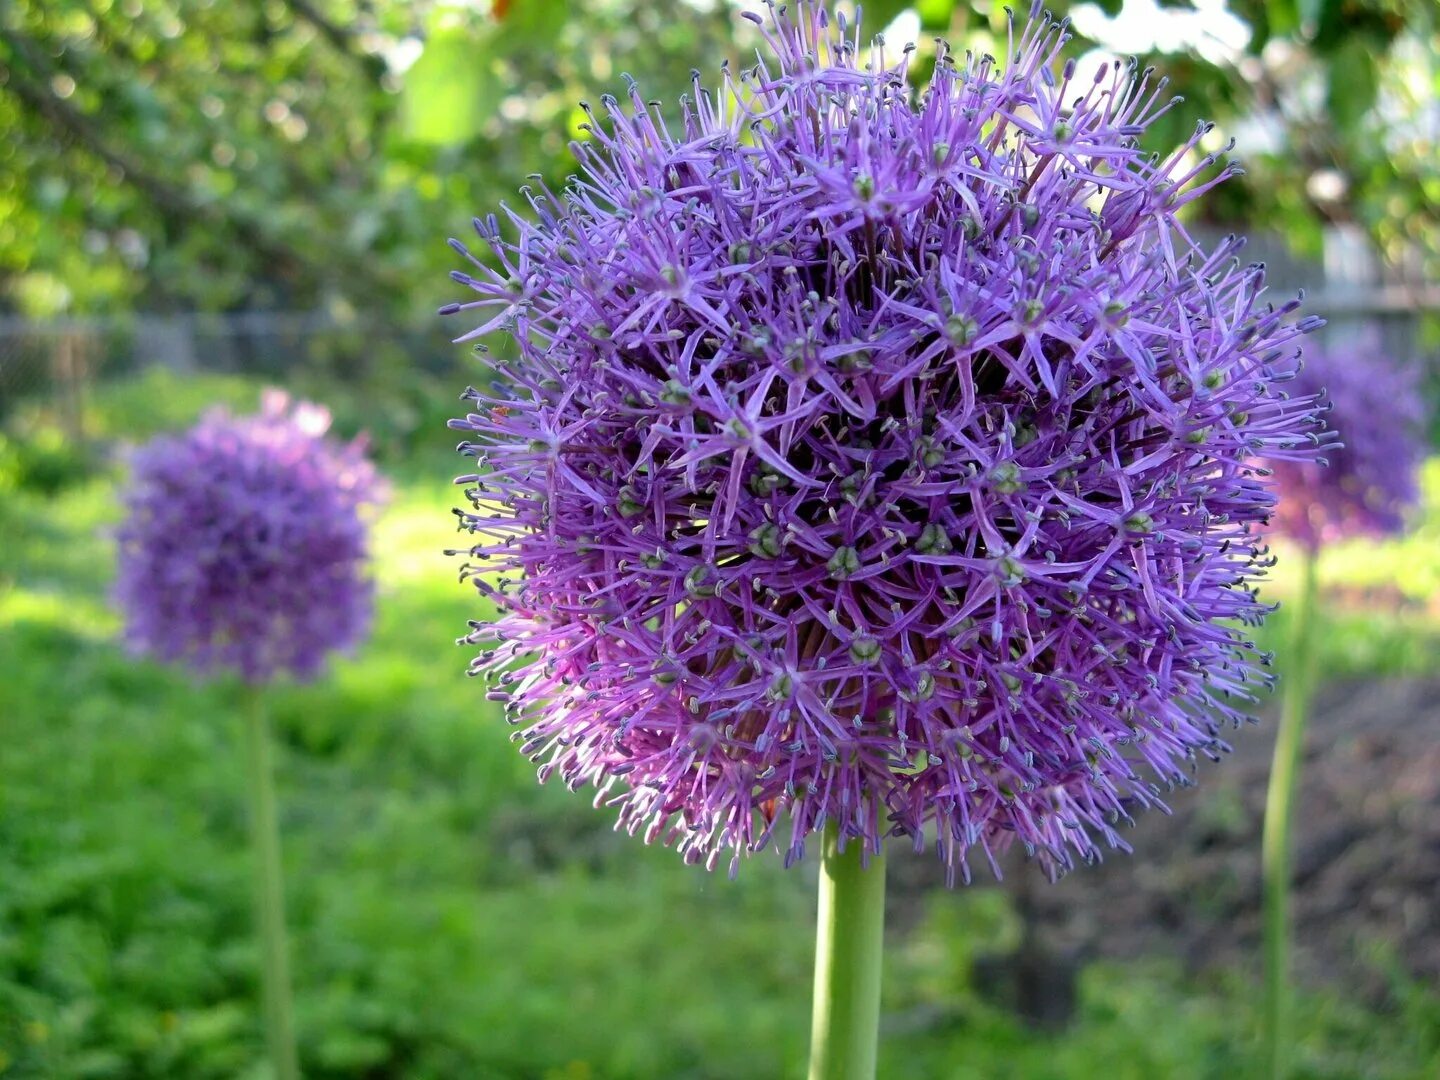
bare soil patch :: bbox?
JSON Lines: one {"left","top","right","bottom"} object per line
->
{"left": 893, "top": 678, "right": 1440, "bottom": 1010}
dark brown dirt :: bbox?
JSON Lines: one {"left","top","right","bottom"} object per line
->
{"left": 892, "top": 677, "right": 1440, "bottom": 1006}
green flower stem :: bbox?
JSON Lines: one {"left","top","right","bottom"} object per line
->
{"left": 243, "top": 688, "right": 300, "bottom": 1080}
{"left": 808, "top": 820, "right": 886, "bottom": 1080}
{"left": 1261, "top": 549, "right": 1320, "bottom": 1080}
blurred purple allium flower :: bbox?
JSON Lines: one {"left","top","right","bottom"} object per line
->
{"left": 1264, "top": 337, "right": 1426, "bottom": 551}
{"left": 116, "top": 390, "right": 381, "bottom": 683}
{"left": 445, "top": 5, "right": 1328, "bottom": 881}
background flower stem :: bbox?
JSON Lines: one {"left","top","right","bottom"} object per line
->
{"left": 243, "top": 687, "right": 300, "bottom": 1080}
{"left": 1262, "top": 548, "right": 1320, "bottom": 1079}
{"left": 808, "top": 820, "right": 886, "bottom": 1080}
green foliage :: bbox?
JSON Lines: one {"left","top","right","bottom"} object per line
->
{"left": 41, "top": 368, "right": 259, "bottom": 444}
{"left": 400, "top": 10, "right": 502, "bottom": 145}
{"left": 0, "top": 0, "right": 734, "bottom": 316}
{"left": 0, "top": 427, "right": 89, "bottom": 496}
{"left": 0, "top": 369, "right": 260, "bottom": 497}
{"left": 3, "top": 1, "right": 1437, "bottom": 319}
{"left": 1201, "top": 0, "right": 1437, "bottom": 269}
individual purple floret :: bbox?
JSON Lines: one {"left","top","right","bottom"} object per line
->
{"left": 1264, "top": 336, "right": 1426, "bottom": 551}
{"left": 115, "top": 390, "right": 381, "bottom": 684}
{"left": 445, "top": 4, "right": 1328, "bottom": 882}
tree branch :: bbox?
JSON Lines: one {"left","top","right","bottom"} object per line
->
{"left": 0, "top": 25, "right": 401, "bottom": 309}
{"left": 280, "top": 0, "right": 382, "bottom": 76}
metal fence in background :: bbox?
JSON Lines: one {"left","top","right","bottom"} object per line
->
{"left": 1, "top": 227, "right": 1437, "bottom": 441}
{"left": 1249, "top": 225, "right": 1440, "bottom": 366}
{"left": 0, "top": 309, "right": 461, "bottom": 440}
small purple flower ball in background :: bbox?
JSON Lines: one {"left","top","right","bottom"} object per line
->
{"left": 115, "top": 390, "right": 382, "bottom": 684}
{"left": 1265, "top": 336, "right": 1427, "bottom": 551}
{"left": 446, "top": 5, "right": 1328, "bottom": 882}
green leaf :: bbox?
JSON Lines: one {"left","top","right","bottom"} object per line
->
{"left": 916, "top": 0, "right": 957, "bottom": 29}
{"left": 1314, "top": 0, "right": 1401, "bottom": 54}
{"left": 1326, "top": 39, "right": 1380, "bottom": 135}
{"left": 400, "top": 22, "right": 502, "bottom": 146}
{"left": 499, "top": 0, "right": 570, "bottom": 42}
{"left": 1265, "top": 0, "right": 1301, "bottom": 35}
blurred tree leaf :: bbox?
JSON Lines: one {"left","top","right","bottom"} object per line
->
{"left": 1325, "top": 38, "right": 1380, "bottom": 136}
{"left": 0, "top": 0, "right": 1435, "bottom": 318}
{"left": 1313, "top": 0, "right": 1405, "bottom": 51}
{"left": 1266, "top": 0, "right": 1301, "bottom": 36}
{"left": 916, "top": 0, "right": 958, "bottom": 30}
{"left": 497, "top": 0, "right": 571, "bottom": 43}
{"left": 0, "top": 0, "right": 734, "bottom": 317}
{"left": 401, "top": 20, "right": 501, "bottom": 145}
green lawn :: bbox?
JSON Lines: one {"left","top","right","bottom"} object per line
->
{"left": 1, "top": 373, "right": 1437, "bottom": 1078}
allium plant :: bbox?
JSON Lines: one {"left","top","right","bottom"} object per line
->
{"left": 1265, "top": 337, "right": 1426, "bottom": 551}
{"left": 115, "top": 390, "right": 378, "bottom": 1080}
{"left": 115, "top": 390, "right": 381, "bottom": 684}
{"left": 446, "top": 4, "right": 1327, "bottom": 887}
{"left": 1258, "top": 335, "right": 1423, "bottom": 1078}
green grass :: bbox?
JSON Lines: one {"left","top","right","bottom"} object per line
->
{"left": 1, "top": 374, "right": 1438, "bottom": 1078}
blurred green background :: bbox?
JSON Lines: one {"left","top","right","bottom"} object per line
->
{"left": 2, "top": 1, "right": 1439, "bottom": 1078}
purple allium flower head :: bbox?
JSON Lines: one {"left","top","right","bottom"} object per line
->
{"left": 115, "top": 390, "right": 382, "bottom": 684}
{"left": 445, "top": 4, "right": 1328, "bottom": 882}
{"left": 1263, "top": 336, "right": 1426, "bottom": 551}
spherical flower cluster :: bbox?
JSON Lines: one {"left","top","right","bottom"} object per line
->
{"left": 1264, "top": 336, "right": 1425, "bottom": 551}
{"left": 446, "top": 4, "right": 1327, "bottom": 881}
{"left": 116, "top": 390, "right": 381, "bottom": 683}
